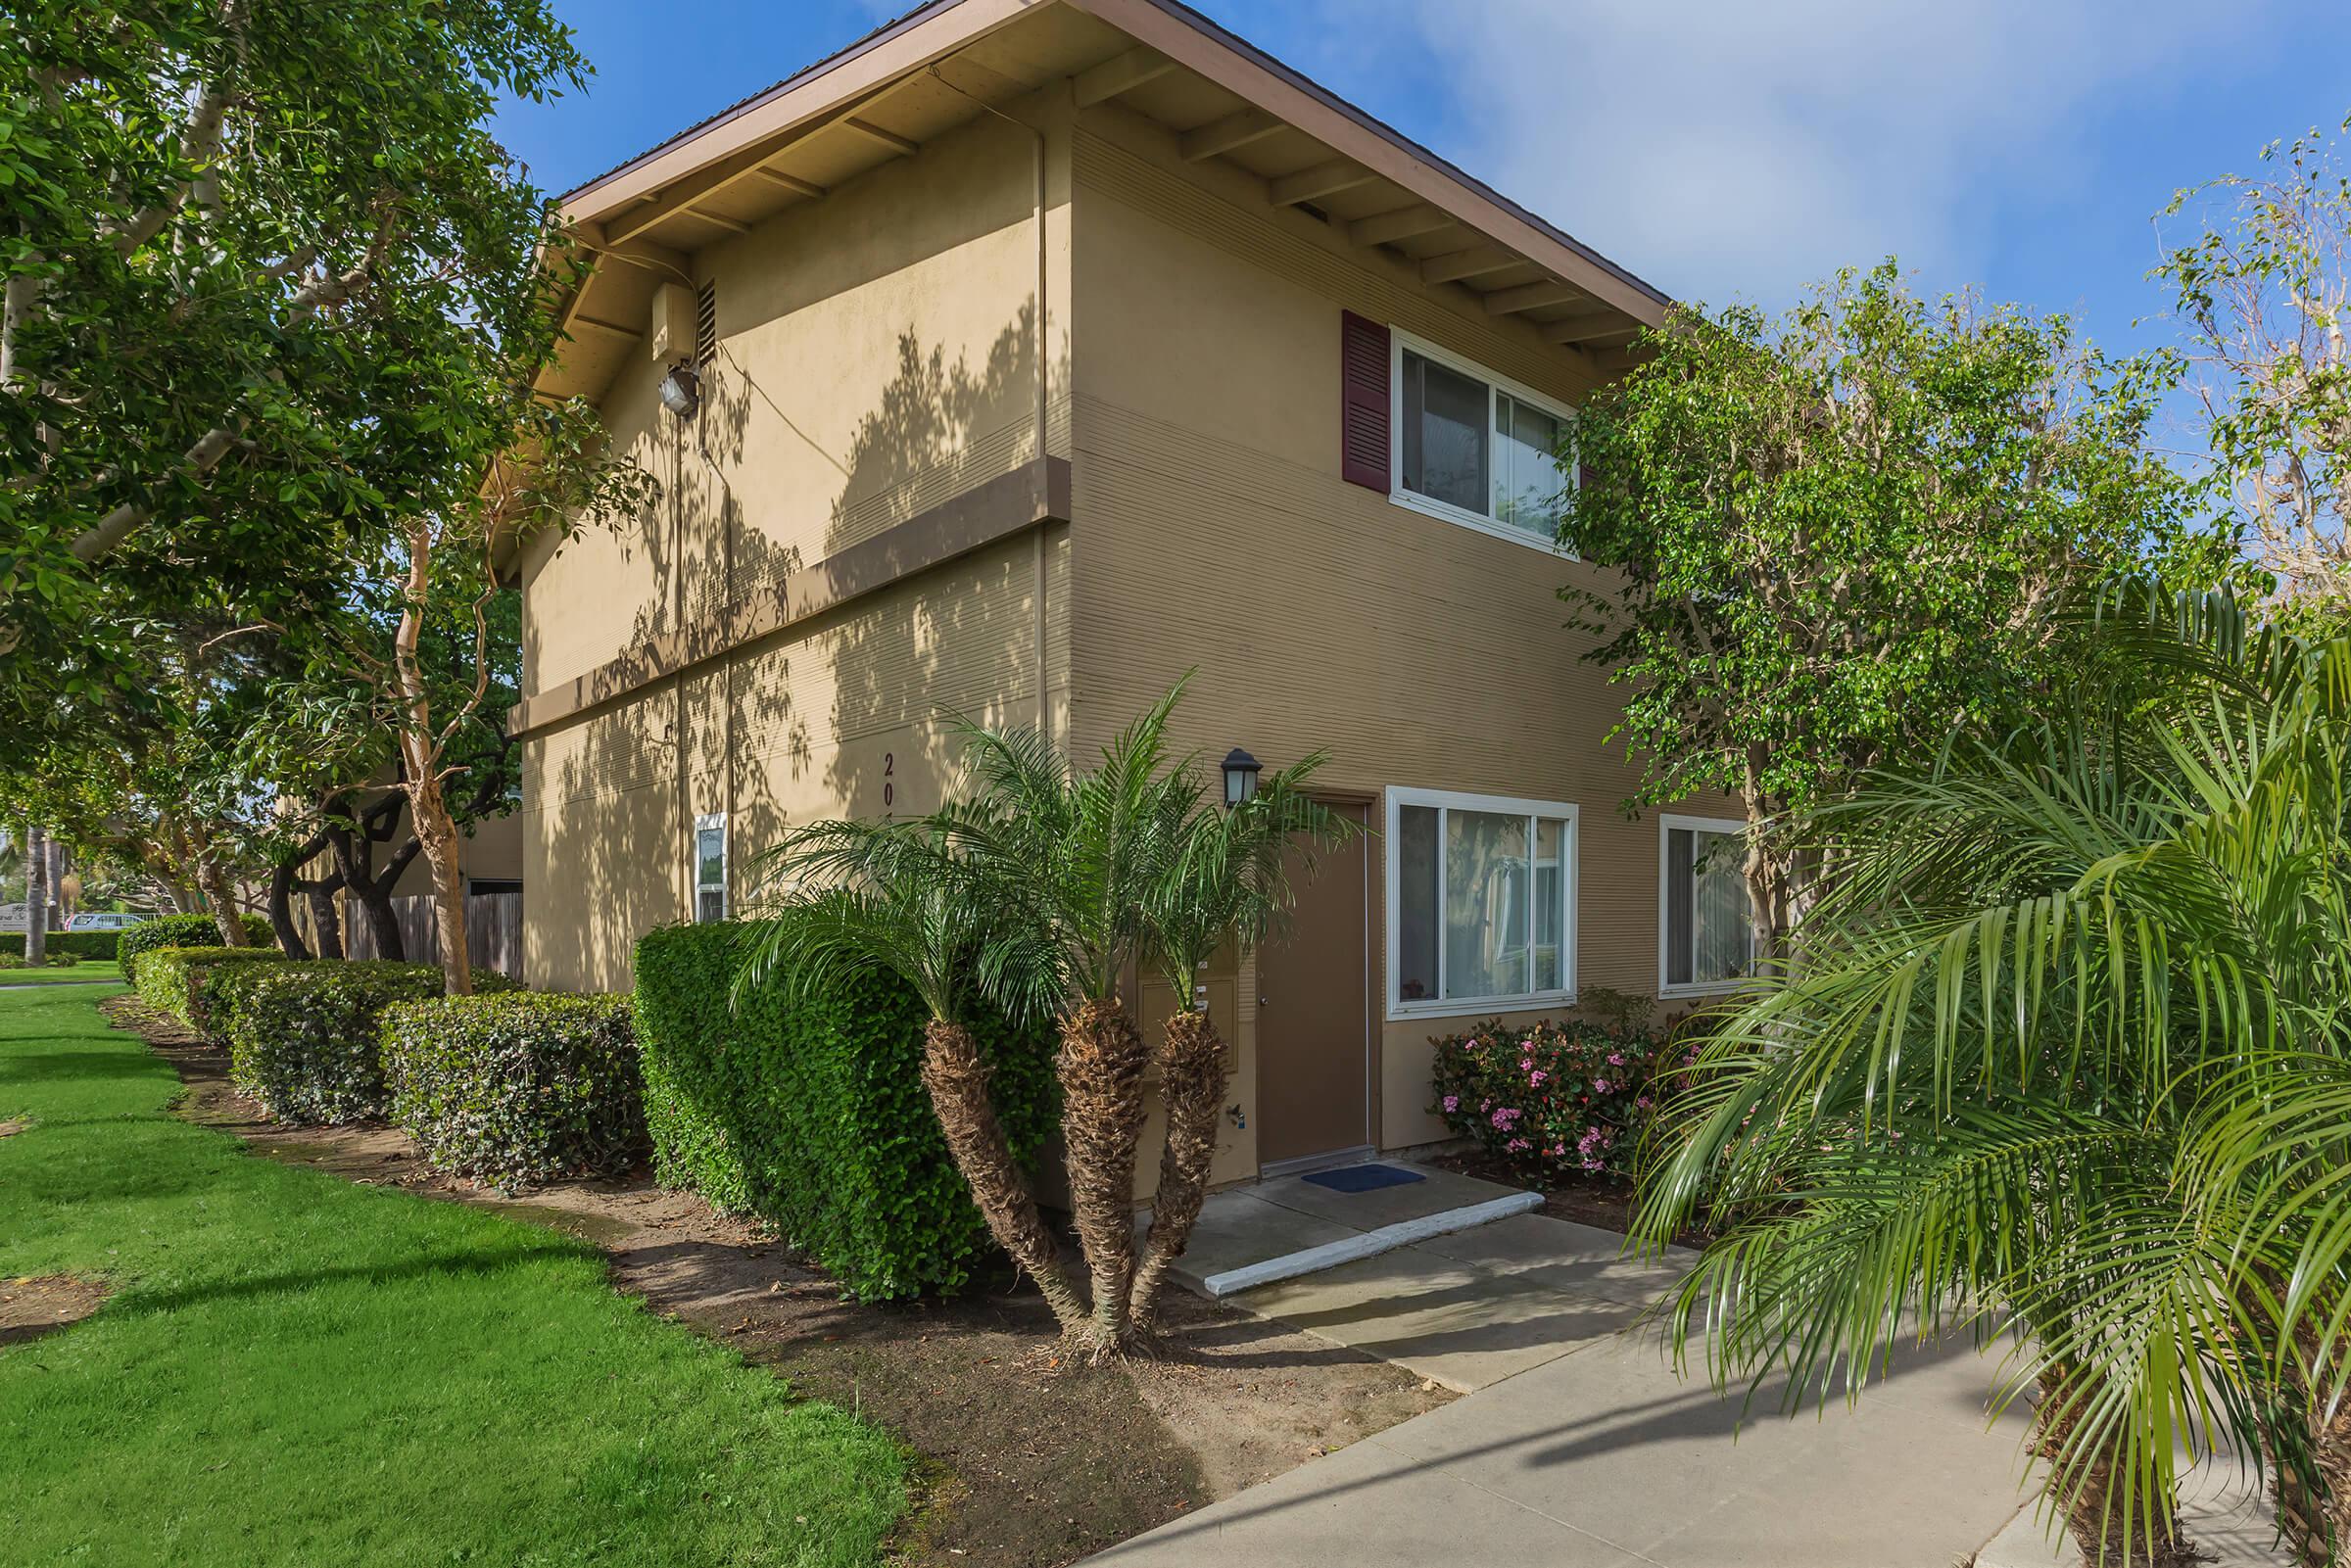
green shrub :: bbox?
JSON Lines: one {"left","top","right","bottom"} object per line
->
{"left": 0, "top": 954, "right": 22, "bottom": 971}
{"left": 46, "top": 952, "right": 79, "bottom": 968}
{"left": 1430, "top": 1015, "right": 1694, "bottom": 1182}
{"left": 133, "top": 946, "right": 288, "bottom": 1031}
{"left": 119, "top": 914, "right": 273, "bottom": 970}
{"left": 0, "top": 929, "right": 126, "bottom": 962}
{"left": 224, "top": 962, "right": 453, "bottom": 1122}
{"left": 383, "top": 993, "right": 644, "bottom": 1189}
{"left": 632, "top": 922, "right": 1060, "bottom": 1302}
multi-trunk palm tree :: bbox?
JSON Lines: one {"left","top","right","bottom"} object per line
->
{"left": 1634, "top": 590, "right": 2351, "bottom": 1565}
{"left": 1128, "top": 750, "right": 1358, "bottom": 1328}
{"left": 743, "top": 680, "right": 1353, "bottom": 1362}
{"left": 734, "top": 812, "right": 1090, "bottom": 1337}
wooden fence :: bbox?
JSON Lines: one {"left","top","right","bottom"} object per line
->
{"left": 347, "top": 890, "right": 523, "bottom": 982}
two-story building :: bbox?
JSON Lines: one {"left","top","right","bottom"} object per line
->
{"left": 508, "top": 0, "right": 1753, "bottom": 1186}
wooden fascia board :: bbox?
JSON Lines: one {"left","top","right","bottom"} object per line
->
{"left": 1069, "top": 0, "right": 1668, "bottom": 325}
{"left": 509, "top": 458, "right": 1072, "bottom": 740}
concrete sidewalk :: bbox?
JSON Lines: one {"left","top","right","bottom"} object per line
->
{"left": 1096, "top": 1310, "right": 2039, "bottom": 1565}
{"left": 1099, "top": 1205, "right": 2049, "bottom": 1565}
{"left": 1104, "top": 1202, "right": 2294, "bottom": 1565}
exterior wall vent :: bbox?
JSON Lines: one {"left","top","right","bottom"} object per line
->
{"left": 694, "top": 281, "right": 717, "bottom": 367}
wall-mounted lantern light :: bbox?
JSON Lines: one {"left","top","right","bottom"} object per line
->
{"left": 1222, "top": 747, "right": 1261, "bottom": 809}
{"left": 657, "top": 360, "right": 702, "bottom": 420}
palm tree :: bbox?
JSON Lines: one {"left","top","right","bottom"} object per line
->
{"left": 942, "top": 684, "right": 1197, "bottom": 1359}
{"left": 735, "top": 813, "right": 1088, "bottom": 1337}
{"left": 1633, "top": 590, "right": 2351, "bottom": 1565}
{"left": 1128, "top": 752, "right": 1360, "bottom": 1328}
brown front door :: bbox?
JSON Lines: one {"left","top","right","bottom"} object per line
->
{"left": 1255, "top": 800, "right": 1370, "bottom": 1167}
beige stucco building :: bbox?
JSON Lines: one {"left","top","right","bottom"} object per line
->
{"left": 510, "top": 0, "right": 1752, "bottom": 1183}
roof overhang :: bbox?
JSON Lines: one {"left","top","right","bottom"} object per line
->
{"left": 530, "top": 0, "right": 1673, "bottom": 420}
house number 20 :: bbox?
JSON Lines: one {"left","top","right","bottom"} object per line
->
{"left": 883, "top": 752, "right": 894, "bottom": 809}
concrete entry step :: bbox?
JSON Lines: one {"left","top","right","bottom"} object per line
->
{"left": 1165, "top": 1162, "right": 1541, "bottom": 1300}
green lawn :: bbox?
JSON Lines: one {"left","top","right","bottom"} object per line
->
{"left": 0, "top": 981, "right": 906, "bottom": 1566}
{"left": 1, "top": 959, "right": 124, "bottom": 985}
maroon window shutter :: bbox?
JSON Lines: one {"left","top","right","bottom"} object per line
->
{"left": 1340, "top": 310, "right": 1390, "bottom": 491}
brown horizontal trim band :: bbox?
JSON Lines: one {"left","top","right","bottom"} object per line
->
{"left": 509, "top": 456, "right": 1070, "bottom": 741}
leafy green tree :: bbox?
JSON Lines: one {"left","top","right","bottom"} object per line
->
{"left": 1559, "top": 262, "right": 2235, "bottom": 954}
{"left": 1634, "top": 588, "right": 2351, "bottom": 1566}
{"left": 2160, "top": 117, "right": 2351, "bottom": 630}
{"left": 0, "top": 0, "right": 594, "bottom": 765}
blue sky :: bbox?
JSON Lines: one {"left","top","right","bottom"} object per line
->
{"left": 497, "top": 0, "right": 2351, "bottom": 375}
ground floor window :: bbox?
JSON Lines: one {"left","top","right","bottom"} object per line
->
{"left": 694, "top": 812, "right": 728, "bottom": 924}
{"left": 1659, "top": 814, "right": 1751, "bottom": 993}
{"left": 1387, "top": 786, "right": 1576, "bottom": 1019}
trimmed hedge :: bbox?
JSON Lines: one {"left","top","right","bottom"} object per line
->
{"left": 119, "top": 913, "right": 273, "bottom": 970}
{"left": 0, "top": 930, "right": 125, "bottom": 961}
{"left": 225, "top": 962, "right": 449, "bottom": 1124}
{"left": 633, "top": 922, "right": 1060, "bottom": 1302}
{"left": 383, "top": 993, "right": 645, "bottom": 1189}
{"left": 133, "top": 946, "right": 288, "bottom": 1031}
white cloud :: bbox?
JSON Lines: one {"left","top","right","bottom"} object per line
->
{"left": 1314, "top": 0, "right": 2250, "bottom": 306}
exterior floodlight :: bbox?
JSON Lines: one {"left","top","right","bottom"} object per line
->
{"left": 658, "top": 361, "right": 702, "bottom": 419}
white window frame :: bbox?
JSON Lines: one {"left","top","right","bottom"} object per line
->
{"left": 694, "top": 812, "right": 729, "bottom": 924}
{"left": 1388, "top": 327, "right": 1577, "bottom": 553}
{"left": 1656, "top": 812, "right": 1753, "bottom": 998}
{"left": 1384, "top": 785, "right": 1578, "bottom": 1022}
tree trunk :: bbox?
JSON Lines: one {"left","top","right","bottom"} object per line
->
{"left": 1058, "top": 997, "right": 1150, "bottom": 1359}
{"left": 921, "top": 1018, "right": 1088, "bottom": 1336}
{"left": 306, "top": 880, "right": 345, "bottom": 961}
{"left": 2035, "top": 1368, "right": 2193, "bottom": 1566}
{"left": 24, "top": 822, "right": 46, "bottom": 966}
{"left": 194, "top": 856, "right": 245, "bottom": 946}
{"left": 403, "top": 766, "right": 470, "bottom": 995}
{"left": 2247, "top": 1269, "right": 2351, "bottom": 1566}
{"left": 328, "top": 817, "right": 412, "bottom": 962}
{"left": 266, "top": 860, "right": 311, "bottom": 958}
{"left": 1130, "top": 1008, "right": 1230, "bottom": 1329}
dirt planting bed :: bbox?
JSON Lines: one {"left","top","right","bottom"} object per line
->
{"left": 111, "top": 995, "right": 1448, "bottom": 1566}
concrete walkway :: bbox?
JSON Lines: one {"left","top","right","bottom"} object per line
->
{"left": 1112, "top": 1192, "right": 2298, "bottom": 1565}
{"left": 1103, "top": 1199, "right": 2048, "bottom": 1566}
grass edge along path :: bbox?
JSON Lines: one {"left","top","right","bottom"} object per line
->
{"left": 0, "top": 982, "right": 907, "bottom": 1567}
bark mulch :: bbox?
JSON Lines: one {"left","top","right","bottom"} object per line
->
{"left": 108, "top": 995, "right": 1450, "bottom": 1567}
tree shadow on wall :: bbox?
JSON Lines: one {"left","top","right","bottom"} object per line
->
{"left": 531, "top": 336, "right": 804, "bottom": 990}
{"left": 792, "top": 306, "right": 1068, "bottom": 845}
{"left": 533, "top": 306, "right": 1064, "bottom": 990}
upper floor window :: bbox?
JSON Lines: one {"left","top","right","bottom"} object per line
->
{"left": 1392, "top": 332, "right": 1574, "bottom": 548}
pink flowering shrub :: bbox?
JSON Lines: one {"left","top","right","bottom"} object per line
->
{"left": 1429, "top": 1014, "right": 1686, "bottom": 1182}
